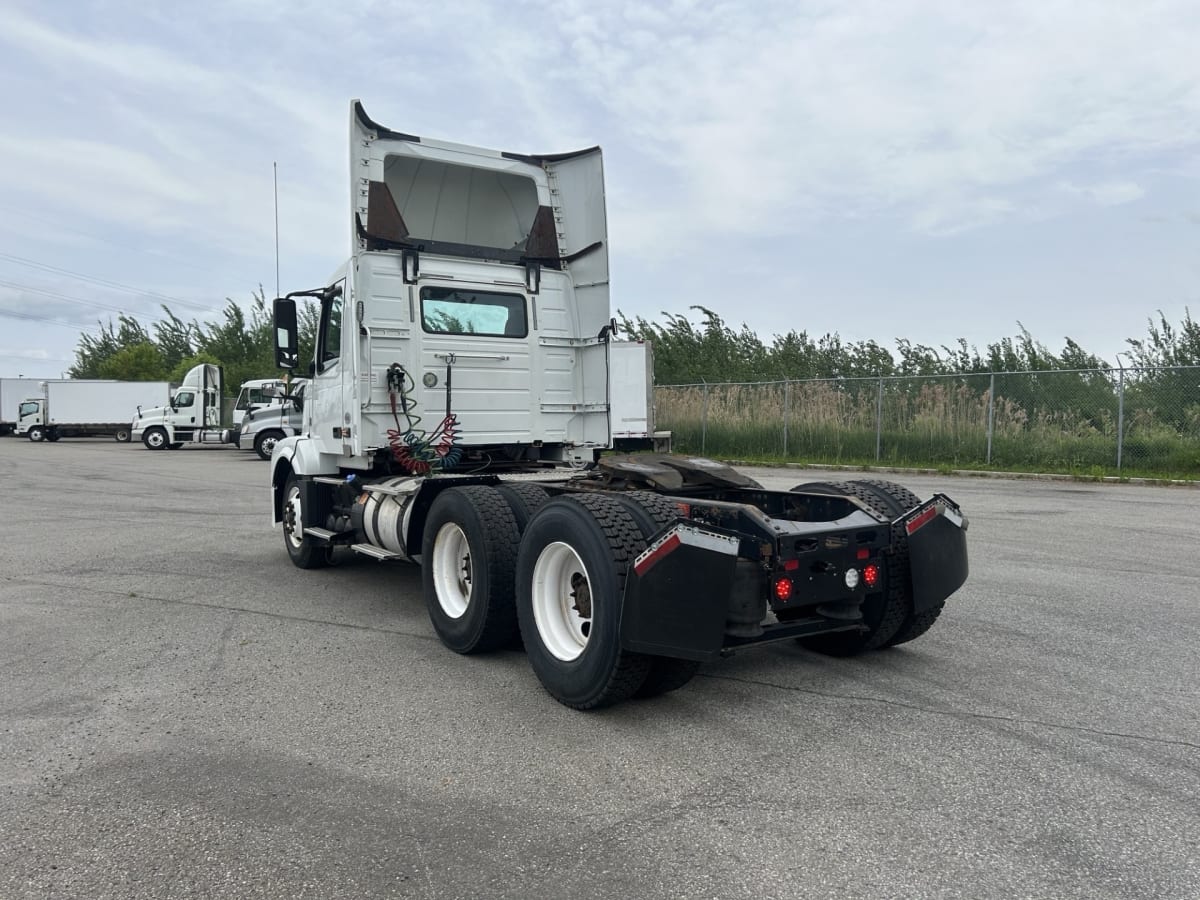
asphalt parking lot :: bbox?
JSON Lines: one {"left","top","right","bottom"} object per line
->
{"left": 1, "top": 438, "right": 1197, "bottom": 899}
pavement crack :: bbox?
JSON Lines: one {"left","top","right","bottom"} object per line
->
{"left": 4, "top": 576, "right": 444, "bottom": 645}
{"left": 701, "top": 673, "right": 1200, "bottom": 752}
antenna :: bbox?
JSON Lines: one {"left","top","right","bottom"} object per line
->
{"left": 273, "top": 161, "right": 280, "bottom": 299}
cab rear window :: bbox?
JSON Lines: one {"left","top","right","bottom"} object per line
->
{"left": 420, "top": 287, "right": 527, "bottom": 338}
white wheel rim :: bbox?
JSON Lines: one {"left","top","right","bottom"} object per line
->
{"left": 531, "top": 542, "right": 592, "bottom": 661}
{"left": 431, "top": 523, "right": 471, "bottom": 619}
{"left": 263, "top": 436, "right": 277, "bottom": 453}
{"left": 148, "top": 431, "right": 164, "bottom": 448}
{"left": 284, "top": 486, "right": 303, "bottom": 550}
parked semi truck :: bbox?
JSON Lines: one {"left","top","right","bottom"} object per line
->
{"left": 266, "top": 101, "right": 970, "bottom": 709}
{"left": 16, "top": 379, "right": 173, "bottom": 442}
{"left": 131, "top": 364, "right": 225, "bottom": 449}
{"left": 226, "top": 380, "right": 307, "bottom": 459}
{"left": 232, "top": 377, "right": 292, "bottom": 427}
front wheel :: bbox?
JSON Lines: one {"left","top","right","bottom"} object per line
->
{"left": 421, "top": 486, "right": 520, "bottom": 654}
{"left": 282, "top": 475, "right": 329, "bottom": 569}
{"left": 27, "top": 426, "right": 46, "bottom": 443}
{"left": 142, "top": 427, "right": 168, "bottom": 450}
{"left": 516, "top": 495, "right": 652, "bottom": 709}
{"left": 254, "top": 429, "right": 285, "bottom": 461}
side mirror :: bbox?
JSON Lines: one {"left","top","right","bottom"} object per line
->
{"left": 273, "top": 297, "right": 299, "bottom": 370}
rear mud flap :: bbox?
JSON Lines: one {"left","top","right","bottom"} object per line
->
{"left": 903, "top": 495, "right": 969, "bottom": 612}
{"left": 620, "top": 524, "right": 741, "bottom": 662}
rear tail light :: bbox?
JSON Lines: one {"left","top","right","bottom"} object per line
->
{"left": 863, "top": 563, "right": 881, "bottom": 588}
{"left": 773, "top": 577, "right": 793, "bottom": 602}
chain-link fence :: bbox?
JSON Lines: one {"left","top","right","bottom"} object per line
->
{"left": 655, "top": 366, "right": 1200, "bottom": 476}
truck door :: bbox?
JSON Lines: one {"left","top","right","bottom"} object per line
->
{"left": 309, "top": 275, "right": 350, "bottom": 456}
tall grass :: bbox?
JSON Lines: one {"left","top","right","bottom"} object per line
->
{"left": 656, "top": 378, "right": 1200, "bottom": 478}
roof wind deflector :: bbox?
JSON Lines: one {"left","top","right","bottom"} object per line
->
{"left": 501, "top": 146, "right": 601, "bottom": 166}
{"left": 353, "top": 101, "right": 421, "bottom": 143}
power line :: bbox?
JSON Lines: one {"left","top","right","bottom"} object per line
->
{"left": 0, "top": 278, "right": 138, "bottom": 316}
{"left": 0, "top": 352, "right": 72, "bottom": 363}
{"left": 0, "top": 202, "right": 263, "bottom": 284}
{"left": 0, "top": 252, "right": 221, "bottom": 313}
{"left": 0, "top": 309, "right": 92, "bottom": 330}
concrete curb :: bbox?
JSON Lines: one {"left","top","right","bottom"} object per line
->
{"left": 721, "top": 459, "right": 1200, "bottom": 488}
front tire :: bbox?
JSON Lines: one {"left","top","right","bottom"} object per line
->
{"left": 142, "top": 427, "right": 168, "bottom": 450}
{"left": 516, "top": 495, "right": 652, "bottom": 709}
{"left": 421, "top": 486, "right": 521, "bottom": 654}
{"left": 254, "top": 429, "right": 285, "bottom": 461}
{"left": 27, "top": 426, "right": 46, "bottom": 442}
{"left": 282, "top": 475, "right": 329, "bottom": 569}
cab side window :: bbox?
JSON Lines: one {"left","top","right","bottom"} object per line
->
{"left": 319, "top": 287, "right": 344, "bottom": 368}
{"left": 175, "top": 391, "right": 195, "bottom": 408}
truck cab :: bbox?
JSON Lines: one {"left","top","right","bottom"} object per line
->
{"left": 234, "top": 380, "right": 307, "bottom": 459}
{"left": 131, "top": 364, "right": 225, "bottom": 450}
{"left": 232, "top": 378, "right": 291, "bottom": 427}
{"left": 15, "top": 399, "right": 45, "bottom": 438}
{"left": 272, "top": 101, "right": 628, "bottom": 474}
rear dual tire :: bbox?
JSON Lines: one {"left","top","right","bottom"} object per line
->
{"left": 421, "top": 486, "right": 521, "bottom": 654}
{"left": 516, "top": 494, "right": 655, "bottom": 709}
{"left": 791, "top": 479, "right": 939, "bottom": 655}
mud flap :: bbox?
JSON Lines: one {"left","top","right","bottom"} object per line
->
{"left": 620, "top": 524, "right": 741, "bottom": 662}
{"left": 903, "top": 495, "right": 969, "bottom": 613}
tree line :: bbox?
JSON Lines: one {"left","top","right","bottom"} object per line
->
{"left": 71, "top": 293, "right": 1196, "bottom": 408}
{"left": 617, "top": 305, "right": 1199, "bottom": 383}
{"left": 70, "top": 292, "right": 318, "bottom": 393}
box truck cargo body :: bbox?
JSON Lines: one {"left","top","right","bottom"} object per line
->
{"left": 17, "top": 380, "right": 174, "bottom": 442}
{"left": 2, "top": 378, "right": 119, "bottom": 435}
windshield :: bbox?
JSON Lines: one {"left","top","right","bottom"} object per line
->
{"left": 235, "top": 385, "right": 281, "bottom": 410}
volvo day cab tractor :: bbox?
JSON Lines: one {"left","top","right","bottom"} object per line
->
{"left": 267, "top": 100, "right": 970, "bottom": 709}
{"left": 131, "top": 364, "right": 225, "bottom": 450}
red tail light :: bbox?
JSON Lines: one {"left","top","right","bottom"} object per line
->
{"left": 863, "top": 563, "right": 881, "bottom": 588}
{"left": 773, "top": 577, "right": 793, "bottom": 602}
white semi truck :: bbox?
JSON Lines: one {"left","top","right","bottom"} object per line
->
{"left": 266, "top": 101, "right": 970, "bottom": 709}
{"left": 131, "top": 364, "right": 225, "bottom": 449}
{"left": 16, "top": 379, "right": 173, "bottom": 442}
{"left": 232, "top": 378, "right": 292, "bottom": 427}
{"left": 226, "top": 380, "right": 308, "bottom": 459}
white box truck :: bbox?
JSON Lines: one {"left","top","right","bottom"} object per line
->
{"left": 2, "top": 378, "right": 118, "bottom": 436}
{"left": 17, "top": 380, "right": 173, "bottom": 442}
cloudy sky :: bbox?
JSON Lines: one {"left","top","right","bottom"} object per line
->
{"left": 1, "top": 0, "right": 1198, "bottom": 379}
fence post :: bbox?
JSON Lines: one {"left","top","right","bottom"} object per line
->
{"left": 701, "top": 380, "right": 709, "bottom": 455}
{"left": 875, "top": 375, "right": 883, "bottom": 462}
{"left": 1116, "top": 367, "right": 1125, "bottom": 472}
{"left": 986, "top": 373, "right": 995, "bottom": 465}
{"left": 783, "top": 379, "right": 790, "bottom": 458}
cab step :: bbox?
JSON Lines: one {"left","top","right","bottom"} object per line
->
{"left": 351, "top": 543, "right": 401, "bottom": 561}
